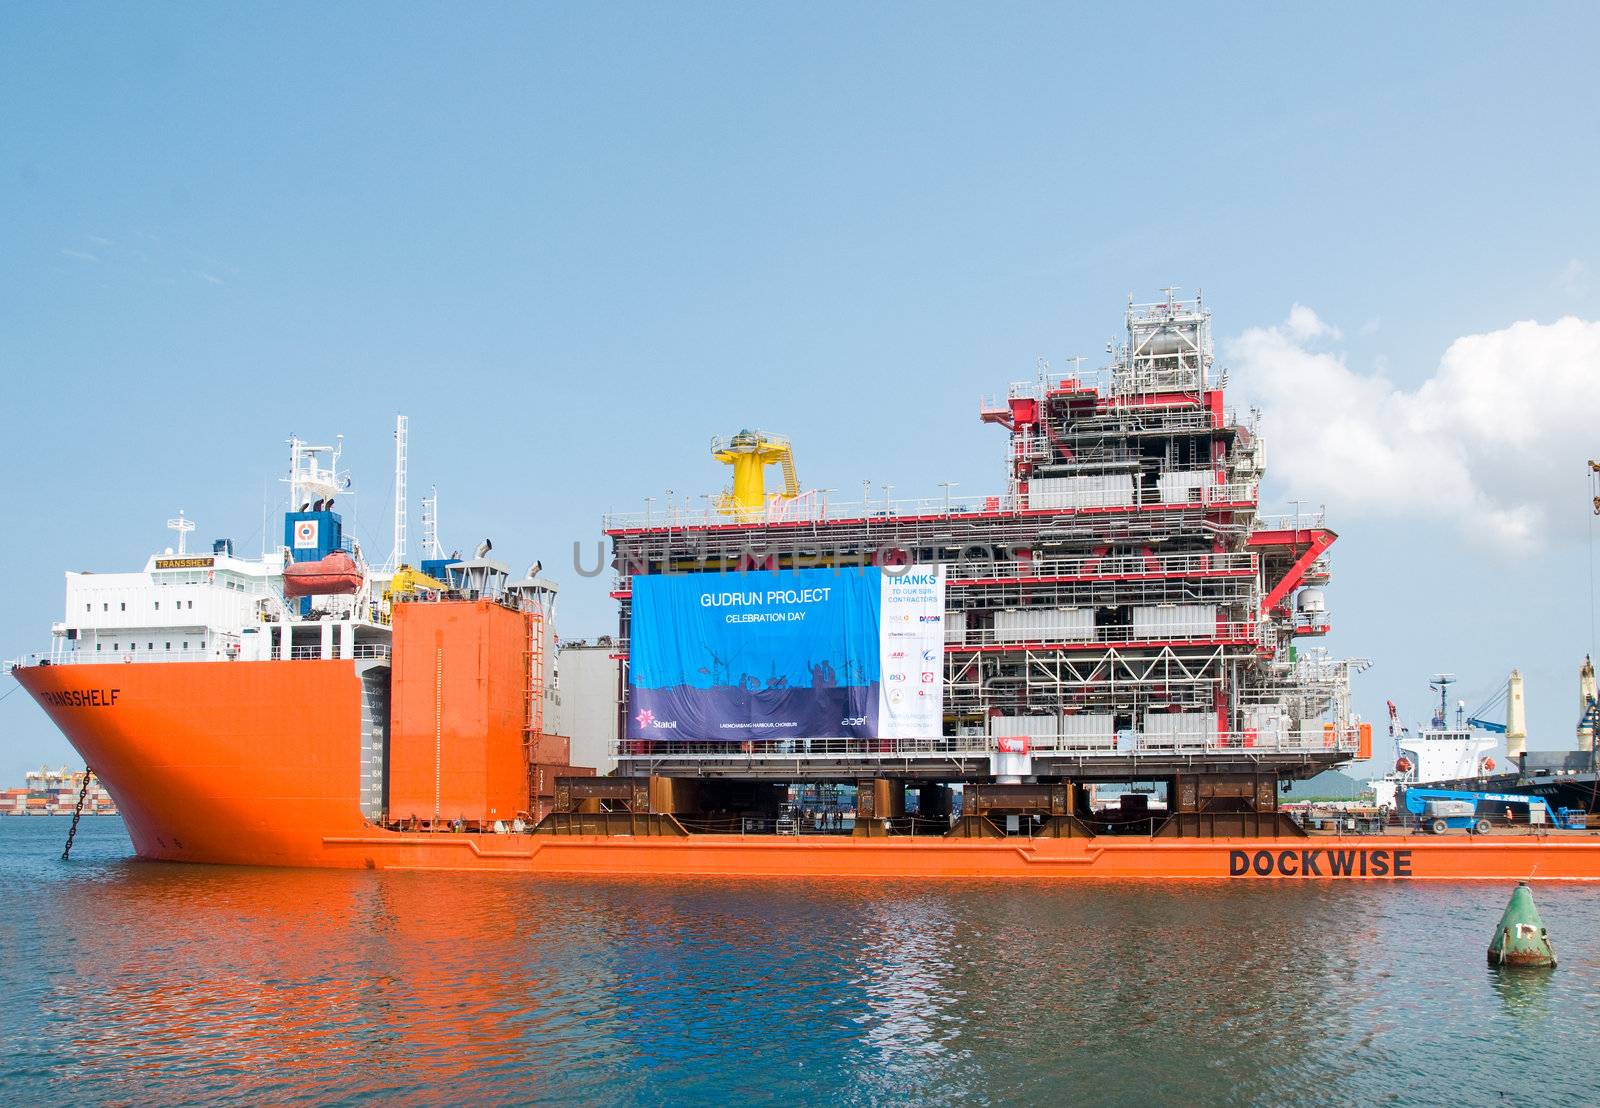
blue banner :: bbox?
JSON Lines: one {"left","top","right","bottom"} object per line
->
{"left": 627, "top": 567, "right": 882, "bottom": 741}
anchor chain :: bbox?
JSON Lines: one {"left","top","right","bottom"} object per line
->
{"left": 61, "top": 767, "right": 94, "bottom": 861}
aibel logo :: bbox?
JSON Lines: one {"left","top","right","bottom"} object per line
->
{"left": 841, "top": 715, "right": 867, "bottom": 727}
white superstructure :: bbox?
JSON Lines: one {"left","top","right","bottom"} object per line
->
{"left": 53, "top": 543, "right": 291, "bottom": 662}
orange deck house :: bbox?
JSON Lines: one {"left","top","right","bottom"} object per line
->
{"left": 390, "top": 599, "right": 535, "bottom": 826}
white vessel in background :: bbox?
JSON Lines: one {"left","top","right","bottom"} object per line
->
{"left": 1369, "top": 674, "right": 1510, "bottom": 810}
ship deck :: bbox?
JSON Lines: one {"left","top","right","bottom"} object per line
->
{"left": 310, "top": 828, "right": 1600, "bottom": 881}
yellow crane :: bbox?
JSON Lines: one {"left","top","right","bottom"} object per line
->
{"left": 382, "top": 564, "right": 450, "bottom": 610}
{"left": 713, "top": 430, "right": 799, "bottom": 521}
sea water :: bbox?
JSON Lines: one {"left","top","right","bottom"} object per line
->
{"left": 2, "top": 816, "right": 1598, "bottom": 1105}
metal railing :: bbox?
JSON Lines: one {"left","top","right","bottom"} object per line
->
{"left": 951, "top": 620, "right": 1260, "bottom": 649}
{"left": 945, "top": 550, "right": 1257, "bottom": 582}
{"left": 1255, "top": 508, "right": 1328, "bottom": 531}
{"left": 614, "top": 728, "right": 1359, "bottom": 762}
{"left": 604, "top": 482, "right": 1260, "bottom": 532}
{"left": 15, "top": 642, "right": 392, "bottom": 666}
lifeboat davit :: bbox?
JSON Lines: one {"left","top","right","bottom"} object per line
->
{"left": 283, "top": 551, "right": 363, "bottom": 597}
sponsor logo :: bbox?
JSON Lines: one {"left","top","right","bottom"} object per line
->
{"left": 921, "top": 649, "right": 937, "bottom": 662}
{"left": 154, "top": 556, "right": 215, "bottom": 570}
{"left": 889, "top": 651, "right": 906, "bottom": 659}
{"left": 918, "top": 614, "right": 943, "bottom": 623}
{"left": 996, "top": 736, "right": 1030, "bottom": 754}
{"left": 888, "top": 672, "right": 907, "bottom": 683}
{"left": 293, "top": 520, "right": 320, "bottom": 549}
{"left": 921, "top": 671, "right": 936, "bottom": 683}
{"left": 841, "top": 715, "right": 867, "bottom": 727}
{"left": 634, "top": 708, "right": 655, "bottom": 727}
{"left": 1227, "top": 848, "right": 1413, "bottom": 878}
{"left": 40, "top": 688, "right": 120, "bottom": 708}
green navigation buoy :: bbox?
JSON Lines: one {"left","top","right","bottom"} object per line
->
{"left": 1488, "top": 882, "right": 1557, "bottom": 968}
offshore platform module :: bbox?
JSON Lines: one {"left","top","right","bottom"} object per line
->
{"left": 595, "top": 291, "right": 1372, "bottom": 839}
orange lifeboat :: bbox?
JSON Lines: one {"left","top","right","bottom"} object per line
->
{"left": 1395, "top": 756, "right": 1413, "bottom": 774}
{"left": 283, "top": 551, "right": 363, "bottom": 597}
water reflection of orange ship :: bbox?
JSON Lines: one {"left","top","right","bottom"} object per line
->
{"left": 49, "top": 869, "right": 560, "bottom": 1098}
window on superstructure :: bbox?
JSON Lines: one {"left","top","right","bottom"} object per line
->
{"left": 103, "top": 603, "right": 108, "bottom": 612}
{"left": 154, "top": 601, "right": 159, "bottom": 610}
{"left": 147, "top": 642, "right": 153, "bottom": 650}
{"left": 120, "top": 603, "right": 125, "bottom": 611}
{"left": 85, "top": 604, "right": 90, "bottom": 613}
{"left": 95, "top": 643, "right": 102, "bottom": 652}
{"left": 165, "top": 642, "right": 171, "bottom": 650}
{"left": 183, "top": 641, "right": 189, "bottom": 649}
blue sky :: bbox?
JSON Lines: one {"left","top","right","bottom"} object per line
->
{"left": 4, "top": 4, "right": 1599, "bottom": 781}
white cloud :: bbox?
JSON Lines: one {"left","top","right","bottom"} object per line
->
{"left": 1229, "top": 310, "right": 1600, "bottom": 551}
{"left": 1555, "top": 259, "right": 1589, "bottom": 298}
{"left": 1285, "top": 303, "right": 1341, "bottom": 342}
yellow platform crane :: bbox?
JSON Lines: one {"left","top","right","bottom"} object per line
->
{"left": 379, "top": 564, "right": 451, "bottom": 621}
{"left": 713, "top": 430, "right": 799, "bottom": 522}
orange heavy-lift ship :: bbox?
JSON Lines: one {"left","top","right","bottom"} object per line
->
{"left": 14, "top": 293, "right": 1600, "bottom": 880}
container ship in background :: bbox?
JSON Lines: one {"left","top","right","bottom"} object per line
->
{"left": 13, "top": 290, "right": 1600, "bottom": 880}
{"left": 0, "top": 767, "right": 116, "bottom": 816}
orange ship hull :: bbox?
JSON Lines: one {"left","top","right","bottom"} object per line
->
{"left": 17, "top": 660, "right": 370, "bottom": 866}
{"left": 18, "top": 662, "right": 1600, "bottom": 880}
{"left": 317, "top": 831, "right": 1600, "bottom": 881}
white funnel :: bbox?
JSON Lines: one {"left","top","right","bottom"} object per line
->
{"left": 1506, "top": 669, "right": 1527, "bottom": 761}
{"left": 1580, "top": 656, "right": 1598, "bottom": 753}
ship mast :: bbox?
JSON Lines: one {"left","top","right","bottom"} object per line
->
{"left": 389, "top": 414, "right": 408, "bottom": 571}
